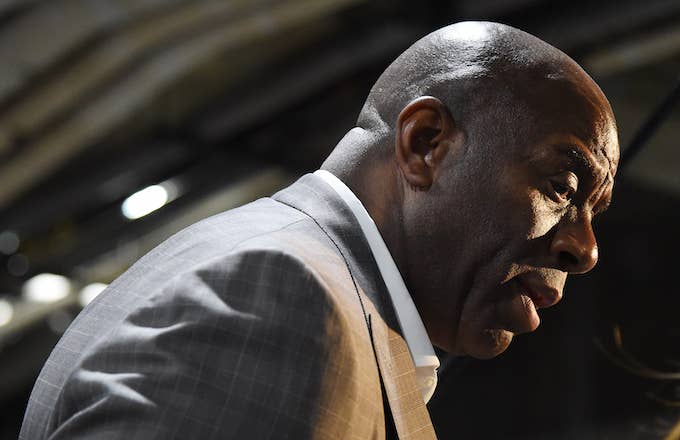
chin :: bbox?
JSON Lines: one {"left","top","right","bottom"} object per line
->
{"left": 462, "top": 328, "right": 514, "bottom": 360}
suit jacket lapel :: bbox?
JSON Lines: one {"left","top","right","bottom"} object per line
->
{"left": 273, "top": 174, "right": 436, "bottom": 440}
{"left": 369, "top": 313, "right": 437, "bottom": 439}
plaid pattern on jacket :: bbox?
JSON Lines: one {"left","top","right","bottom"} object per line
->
{"left": 20, "top": 173, "right": 436, "bottom": 440}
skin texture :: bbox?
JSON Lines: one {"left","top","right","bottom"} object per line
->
{"left": 321, "top": 21, "right": 619, "bottom": 359}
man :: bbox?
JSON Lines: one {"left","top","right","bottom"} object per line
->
{"left": 21, "top": 21, "right": 618, "bottom": 439}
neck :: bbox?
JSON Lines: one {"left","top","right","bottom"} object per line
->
{"left": 322, "top": 128, "right": 409, "bottom": 280}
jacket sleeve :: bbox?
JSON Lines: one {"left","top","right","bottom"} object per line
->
{"left": 49, "top": 248, "right": 349, "bottom": 440}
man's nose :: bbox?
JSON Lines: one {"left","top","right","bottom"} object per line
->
{"left": 550, "top": 216, "right": 599, "bottom": 274}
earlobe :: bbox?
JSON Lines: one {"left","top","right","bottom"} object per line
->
{"left": 395, "top": 96, "right": 457, "bottom": 190}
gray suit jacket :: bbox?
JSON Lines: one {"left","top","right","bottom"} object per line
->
{"left": 20, "top": 174, "right": 437, "bottom": 439}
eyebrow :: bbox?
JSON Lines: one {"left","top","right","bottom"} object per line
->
{"left": 554, "top": 144, "right": 596, "bottom": 176}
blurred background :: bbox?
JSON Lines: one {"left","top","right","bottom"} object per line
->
{"left": 0, "top": 0, "right": 679, "bottom": 438}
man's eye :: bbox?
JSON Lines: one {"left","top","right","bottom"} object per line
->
{"left": 549, "top": 173, "right": 578, "bottom": 202}
{"left": 551, "top": 181, "right": 571, "bottom": 199}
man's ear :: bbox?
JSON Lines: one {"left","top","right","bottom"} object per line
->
{"left": 395, "top": 96, "right": 459, "bottom": 190}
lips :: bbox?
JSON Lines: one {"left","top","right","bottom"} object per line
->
{"left": 515, "top": 273, "right": 562, "bottom": 309}
{"left": 502, "top": 281, "right": 540, "bottom": 333}
{"left": 495, "top": 273, "right": 562, "bottom": 335}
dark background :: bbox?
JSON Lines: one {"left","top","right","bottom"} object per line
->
{"left": 1, "top": 1, "right": 679, "bottom": 438}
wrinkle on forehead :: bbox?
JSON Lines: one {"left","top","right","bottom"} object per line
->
{"left": 591, "top": 171, "right": 613, "bottom": 214}
{"left": 563, "top": 139, "right": 616, "bottom": 215}
{"left": 598, "top": 122, "right": 620, "bottom": 178}
{"left": 516, "top": 67, "right": 619, "bottom": 173}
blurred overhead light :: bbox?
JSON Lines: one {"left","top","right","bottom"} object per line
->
{"left": 78, "top": 282, "right": 108, "bottom": 307}
{"left": 0, "top": 230, "right": 19, "bottom": 255}
{"left": 122, "top": 185, "right": 168, "bottom": 220}
{"left": 121, "top": 179, "right": 180, "bottom": 220}
{"left": 22, "top": 273, "right": 72, "bottom": 303}
{"left": 0, "top": 298, "right": 13, "bottom": 327}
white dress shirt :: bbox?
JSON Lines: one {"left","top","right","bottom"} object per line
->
{"left": 314, "top": 170, "right": 439, "bottom": 403}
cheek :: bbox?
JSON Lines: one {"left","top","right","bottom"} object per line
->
{"left": 503, "top": 188, "right": 559, "bottom": 240}
{"left": 522, "top": 191, "right": 561, "bottom": 239}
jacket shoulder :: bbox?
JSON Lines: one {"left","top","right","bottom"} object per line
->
{"left": 22, "top": 201, "right": 384, "bottom": 439}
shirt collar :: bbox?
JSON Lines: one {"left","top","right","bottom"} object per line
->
{"left": 314, "top": 169, "right": 439, "bottom": 403}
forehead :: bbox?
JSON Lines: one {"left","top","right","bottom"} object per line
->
{"left": 534, "top": 132, "right": 615, "bottom": 175}
{"left": 518, "top": 71, "right": 619, "bottom": 175}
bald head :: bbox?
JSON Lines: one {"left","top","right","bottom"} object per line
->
{"left": 322, "top": 21, "right": 619, "bottom": 358}
{"left": 325, "top": 21, "right": 615, "bottom": 169}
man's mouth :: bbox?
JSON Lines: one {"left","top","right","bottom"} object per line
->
{"left": 515, "top": 273, "right": 562, "bottom": 309}
{"left": 505, "top": 279, "right": 540, "bottom": 334}
{"left": 499, "top": 273, "right": 562, "bottom": 335}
